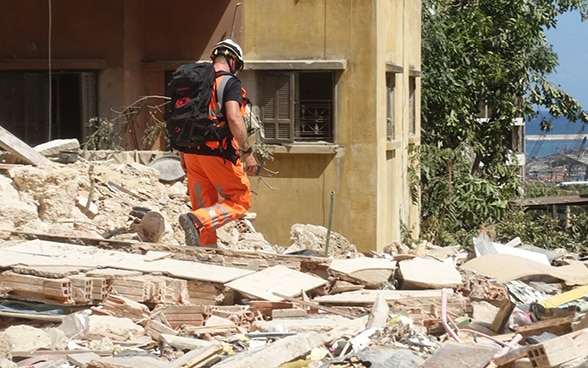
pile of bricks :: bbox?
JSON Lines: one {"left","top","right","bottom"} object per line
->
{"left": 0, "top": 270, "right": 226, "bottom": 307}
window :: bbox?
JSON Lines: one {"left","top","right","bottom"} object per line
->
{"left": 260, "top": 71, "right": 334, "bottom": 143}
{"left": 0, "top": 71, "right": 96, "bottom": 146}
{"left": 511, "top": 118, "right": 525, "bottom": 154}
{"left": 386, "top": 73, "right": 396, "bottom": 141}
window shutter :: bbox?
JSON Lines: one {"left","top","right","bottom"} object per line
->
{"left": 261, "top": 73, "right": 294, "bottom": 143}
{"left": 386, "top": 73, "right": 395, "bottom": 141}
{"left": 80, "top": 72, "right": 97, "bottom": 143}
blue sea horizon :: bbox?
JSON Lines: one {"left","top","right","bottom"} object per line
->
{"left": 525, "top": 114, "right": 588, "bottom": 159}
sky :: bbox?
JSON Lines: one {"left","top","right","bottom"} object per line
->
{"left": 544, "top": 12, "right": 588, "bottom": 109}
{"left": 526, "top": 12, "right": 588, "bottom": 157}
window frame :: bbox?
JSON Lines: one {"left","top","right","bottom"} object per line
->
{"left": 259, "top": 70, "right": 335, "bottom": 144}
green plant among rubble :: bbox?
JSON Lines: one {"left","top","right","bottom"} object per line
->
{"left": 83, "top": 117, "right": 125, "bottom": 151}
{"left": 496, "top": 208, "right": 588, "bottom": 253}
{"left": 413, "top": 143, "right": 521, "bottom": 247}
{"left": 496, "top": 182, "right": 588, "bottom": 252}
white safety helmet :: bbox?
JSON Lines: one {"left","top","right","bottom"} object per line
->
{"left": 211, "top": 39, "right": 244, "bottom": 73}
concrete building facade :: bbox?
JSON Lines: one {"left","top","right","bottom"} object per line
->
{"left": 0, "top": 0, "right": 421, "bottom": 252}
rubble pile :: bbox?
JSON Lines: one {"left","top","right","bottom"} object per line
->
{"left": 0, "top": 138, "right": 587, "bottom": 367}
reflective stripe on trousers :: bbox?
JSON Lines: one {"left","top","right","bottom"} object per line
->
{"left": 183, "top": 152, "right": 251, "bottom": 245}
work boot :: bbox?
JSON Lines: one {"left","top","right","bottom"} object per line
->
{"left": 178, "top": 213, "right": 200, "bottom": 247}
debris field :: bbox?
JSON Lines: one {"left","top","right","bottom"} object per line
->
{"left": 0, "top": 136, "right": 587, "bottom": 368}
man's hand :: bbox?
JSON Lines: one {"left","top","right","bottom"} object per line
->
{"left": 243, "top": 152, "right": 258, "bottom": 175}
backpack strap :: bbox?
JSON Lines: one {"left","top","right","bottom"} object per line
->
{"left": 216, "top": 74, "right": 234, "bottom": 112}
{"left": 211, "top": 71, "right": 235, "bottom": 120}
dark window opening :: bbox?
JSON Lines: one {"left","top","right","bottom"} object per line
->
{"left": 0, "top": 71, "right": 96, "bottom": 146}
{"left": 298, "top": 72, "right": 333, "bottom": 141}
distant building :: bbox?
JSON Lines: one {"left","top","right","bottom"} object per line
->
{"left": 526, "top": 149, "right": 588, "bottom": 183}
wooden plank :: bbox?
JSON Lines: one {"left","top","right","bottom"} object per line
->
{"left": 225, "top": 265, "right": 327, "bottom": 302}
{"left": 490, "top": 299, "right": 516, "bottom": 334}
{"left": 493, "top": 346, "right": 529, "bottom": 367}
{"left": 168, "top": 345, "right": 223, "bottom": 368}
{"left": 516, "top": 315, "right": 575, "bottom": 340}
{"left": 0, "top": 125, "right": 53, "bottom": 166}
{"left": 0, "top": 163, "right": 23, "bottom": 170}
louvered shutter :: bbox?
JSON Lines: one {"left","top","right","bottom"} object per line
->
{"left": 261, "top": 73, "right": 294, "bottom": 143}
{"left": 386, "top": 73, "right": 395, "bottom": 141}
{"left": 80, "top": 72, "right": 97, "bottom": 142}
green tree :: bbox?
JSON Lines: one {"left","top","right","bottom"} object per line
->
{"left": 419, "top": 0, "right": 588, "bottom": 246}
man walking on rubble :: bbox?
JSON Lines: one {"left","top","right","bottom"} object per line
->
{"left": 178, "top": 39, "right": 258, "bottom": 247}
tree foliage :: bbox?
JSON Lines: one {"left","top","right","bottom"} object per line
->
{"left": 419, "top": 0, "right": 588, "bottom": 246}
{"left": 423, "top": 0, "right": 588, "bottom": 158}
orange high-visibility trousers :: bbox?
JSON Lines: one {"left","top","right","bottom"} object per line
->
{"left": 183, "top": 153, "right": 251, "bottom": 246}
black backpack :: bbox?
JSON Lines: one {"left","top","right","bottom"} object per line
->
{"left": 164, "top": 62, "right": 230, "bottom": 152}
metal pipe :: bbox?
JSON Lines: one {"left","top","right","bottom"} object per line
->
{"left": 324, "top": 190, "right": 335, "bottom": 257}
{"left": 441, "top": 288, "right": 463, "bottom": 343}
{"left": 440, "top": 289, "right": 523, "bottom": 359}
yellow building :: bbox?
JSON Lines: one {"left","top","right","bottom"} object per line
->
{"left": 239, "top": 0, "right": 422, "bottom": 251}
{"left": 0, "top": 0, "right": 421, "bottom": 251}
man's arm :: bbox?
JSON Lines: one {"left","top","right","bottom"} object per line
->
{"left": 225, "top": 100, "right": 258, "bottom": 174}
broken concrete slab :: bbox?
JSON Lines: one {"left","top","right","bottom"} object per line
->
{"left": 398, "top": 257, "right": 462, "bottom": 289}
{"left": 328, "top": 257, "right": 395, "bottom": 288}
{"left": 0, "top": 240, "right": 255, "bottom": 284}
{"left": 355, "top": 347, "right": 424, "bottom": 368}
{"left": 4, "top": 325, "right": 53, "bottom": 354}
{"left": 461, "top": 254, "right": 588, "bottom": 285}
{"left": 158, "top": 333, "right": 220, "bottom": 351}
{"left": 86, "top": 356, "right": 169, "bottom": 368}
{"left": 420, "top": 341, "right": 499, "bottom": 368}
{"left": 34, "top": 139, "right": 80, "bottom": 158}
{"left": 473, "top": 233, "right": 550, "bottom": 266}
{"left": 214, "top": 331, "right": 327, "bottom": 368}
{"left": 314, "top": 289, "right": 453, "bottom": 305}
{"left": 252, "top": 315, "right": 352, "bottom": 333}
{"left": 225, "top": 265, "right": 327, "bottom": 302}
{"left": 66, "top": 352, "right": 102, "bottom": 367}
